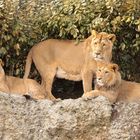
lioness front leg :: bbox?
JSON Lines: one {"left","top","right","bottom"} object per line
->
{"left": 84, "top": 90, "right": 117, "bottom": 103}
{"left": 94, "top": 90, "right": 118, "bottom": 103}
{"left": 82, "top": 71, "right": 93, "bottom": 95}
{"left": 82, "top": 90, "right": 94, "bottom": 99}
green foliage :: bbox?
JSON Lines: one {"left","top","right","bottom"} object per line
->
{"left": 0, "top": 0, "right": 140, "bottom": 81}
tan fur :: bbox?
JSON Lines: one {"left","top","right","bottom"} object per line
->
{"left": 84, "top": 62, "right": 140, "bottom": 103}
{"left": 117, "top": 80, "right": 140, "bottom": 102}
{"left": 24, "top": 30, "right": 116, "bottom": 100}
{"left": 83, "top": 61, "right": 121, "bottom": 103}
{"left": 0, "top": 64, "right": 46, "bottom": 100}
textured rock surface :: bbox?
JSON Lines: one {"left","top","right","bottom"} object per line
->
{"left": 108, "top": 102, "right": 140, "bottom": 140}
{"left": 0, "top": 92, "right": 111, "bottom": 140}
{"left": 0, "top": 92, "right": 140, "bottom": 140}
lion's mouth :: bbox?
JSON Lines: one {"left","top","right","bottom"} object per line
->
{"left": 94, "top": 55, "right": 103, "bottom": 60}
{"left": 94, "top": 57, "right": 103, "bottom": 61}
{"left": 96, "top": 79, "right": 104, "bottom": 86}
{"left": 90, "top": 53, "right": 104, "bottom": 61}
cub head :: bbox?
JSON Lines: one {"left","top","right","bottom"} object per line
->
{"left": 85, "top": 30, "right": 116, "bottom": 62}
{"left": 95, "top": 62, "right": 121, "bottom": 88}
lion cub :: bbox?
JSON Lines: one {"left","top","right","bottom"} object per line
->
{"left": 0, "top": 63, "right": 46, "bottom": 100}
{"left": 83, "top": 61, "right": 140, "bottom": 103}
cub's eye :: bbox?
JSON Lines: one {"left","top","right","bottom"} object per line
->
{"left": 98, "top": 69, "right": 101, "bottom": 72}
{"left": 94, "top": 42, "right": 97, "bottom": 45}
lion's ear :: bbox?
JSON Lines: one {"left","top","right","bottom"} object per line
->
{"left": 84, "top": 35, "right": 92, "bottom": 48}
{"left": 92, "top": 30, "right": 98, "bottom": 38}
{"left": 108, "top": 34, "right": 116, "bottom": 43}
{"left": 110, "top": 63, "right": 119, "bottom": 72}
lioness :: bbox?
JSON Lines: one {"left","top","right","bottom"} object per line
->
{"left": 24, "top": 30, "right": 116, "bottom": 99}
{"left": 0, "top": 63, "right": 46, "bottom": 100}
{"left": 83, "top": 61, "right": 140, "bottom": 103}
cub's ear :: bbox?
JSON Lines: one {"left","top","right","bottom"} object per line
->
{"left": 91, "top": 30, "right": 98, "bottom": 38}
{"left": 108, "top": 34, "right": 116, "bottom": 43}
{"left": 110, "top": 63, "right": 119, "bottom": 72}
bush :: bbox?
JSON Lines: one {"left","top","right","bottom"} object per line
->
{"left": 0, "top": 0, "right": 140, "bottom": 81}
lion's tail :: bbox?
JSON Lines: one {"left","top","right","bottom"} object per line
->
{"left": 23, "top": 49, "right": 32, "bottom": 79}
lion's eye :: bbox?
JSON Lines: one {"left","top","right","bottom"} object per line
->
{"left": 94, "top": 42, "right": 97, "bottom": 45}
{"left": 103, "top": 43, "right": 106, "bottom": 47}
{"left": 98, "top": 69, "right": 101, "bottom": 72}
{"left": 105, "top": 71, "right": 109, "bottom": 74}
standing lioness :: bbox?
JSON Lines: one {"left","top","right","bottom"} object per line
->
{"left": 24, "top": 30, "right": 116, "bottom": 99}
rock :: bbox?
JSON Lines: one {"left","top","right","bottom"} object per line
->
{"left": 0, "top": 92, "right": 140, "bottom": 140}
{"left": 0, "top": 92, "right": 111, "bottom": 140}
{"left": 108, "top": 102, "right": 140, "bottom": 140}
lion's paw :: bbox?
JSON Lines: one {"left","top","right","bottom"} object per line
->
{"left": 82, "top": 91, "right": 95, "bottom": 100}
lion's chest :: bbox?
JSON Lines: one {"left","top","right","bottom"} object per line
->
{"left": 56, "top": 67, "right": 82, "bottom": 81}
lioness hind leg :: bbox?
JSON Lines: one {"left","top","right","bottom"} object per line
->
{"left": 34, "top": 60, "right": 56, "bottom": 100}
{"left": 42, "top": 69, "right": 56, "bottom": 100}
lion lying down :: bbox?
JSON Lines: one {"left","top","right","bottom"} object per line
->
{"left": 0, "top": 63, "right": 46, "bottom": 100}
{"left": 83, "top": 61, "right": 140, "bottom": 103}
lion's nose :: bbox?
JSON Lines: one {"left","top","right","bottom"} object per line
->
{"left": 95, "top": 52, "right": 101, "bottom": 56}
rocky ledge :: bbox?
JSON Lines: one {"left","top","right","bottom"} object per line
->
{"left": 0, "top": 92, "right": 140, "bottom": 140}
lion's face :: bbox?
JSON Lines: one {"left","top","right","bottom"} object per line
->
{"left": 87, "top": 30, "right": 116, "bottom": 62}
{"left": 95, "top": 62, "right": 120, "bottom": 87}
